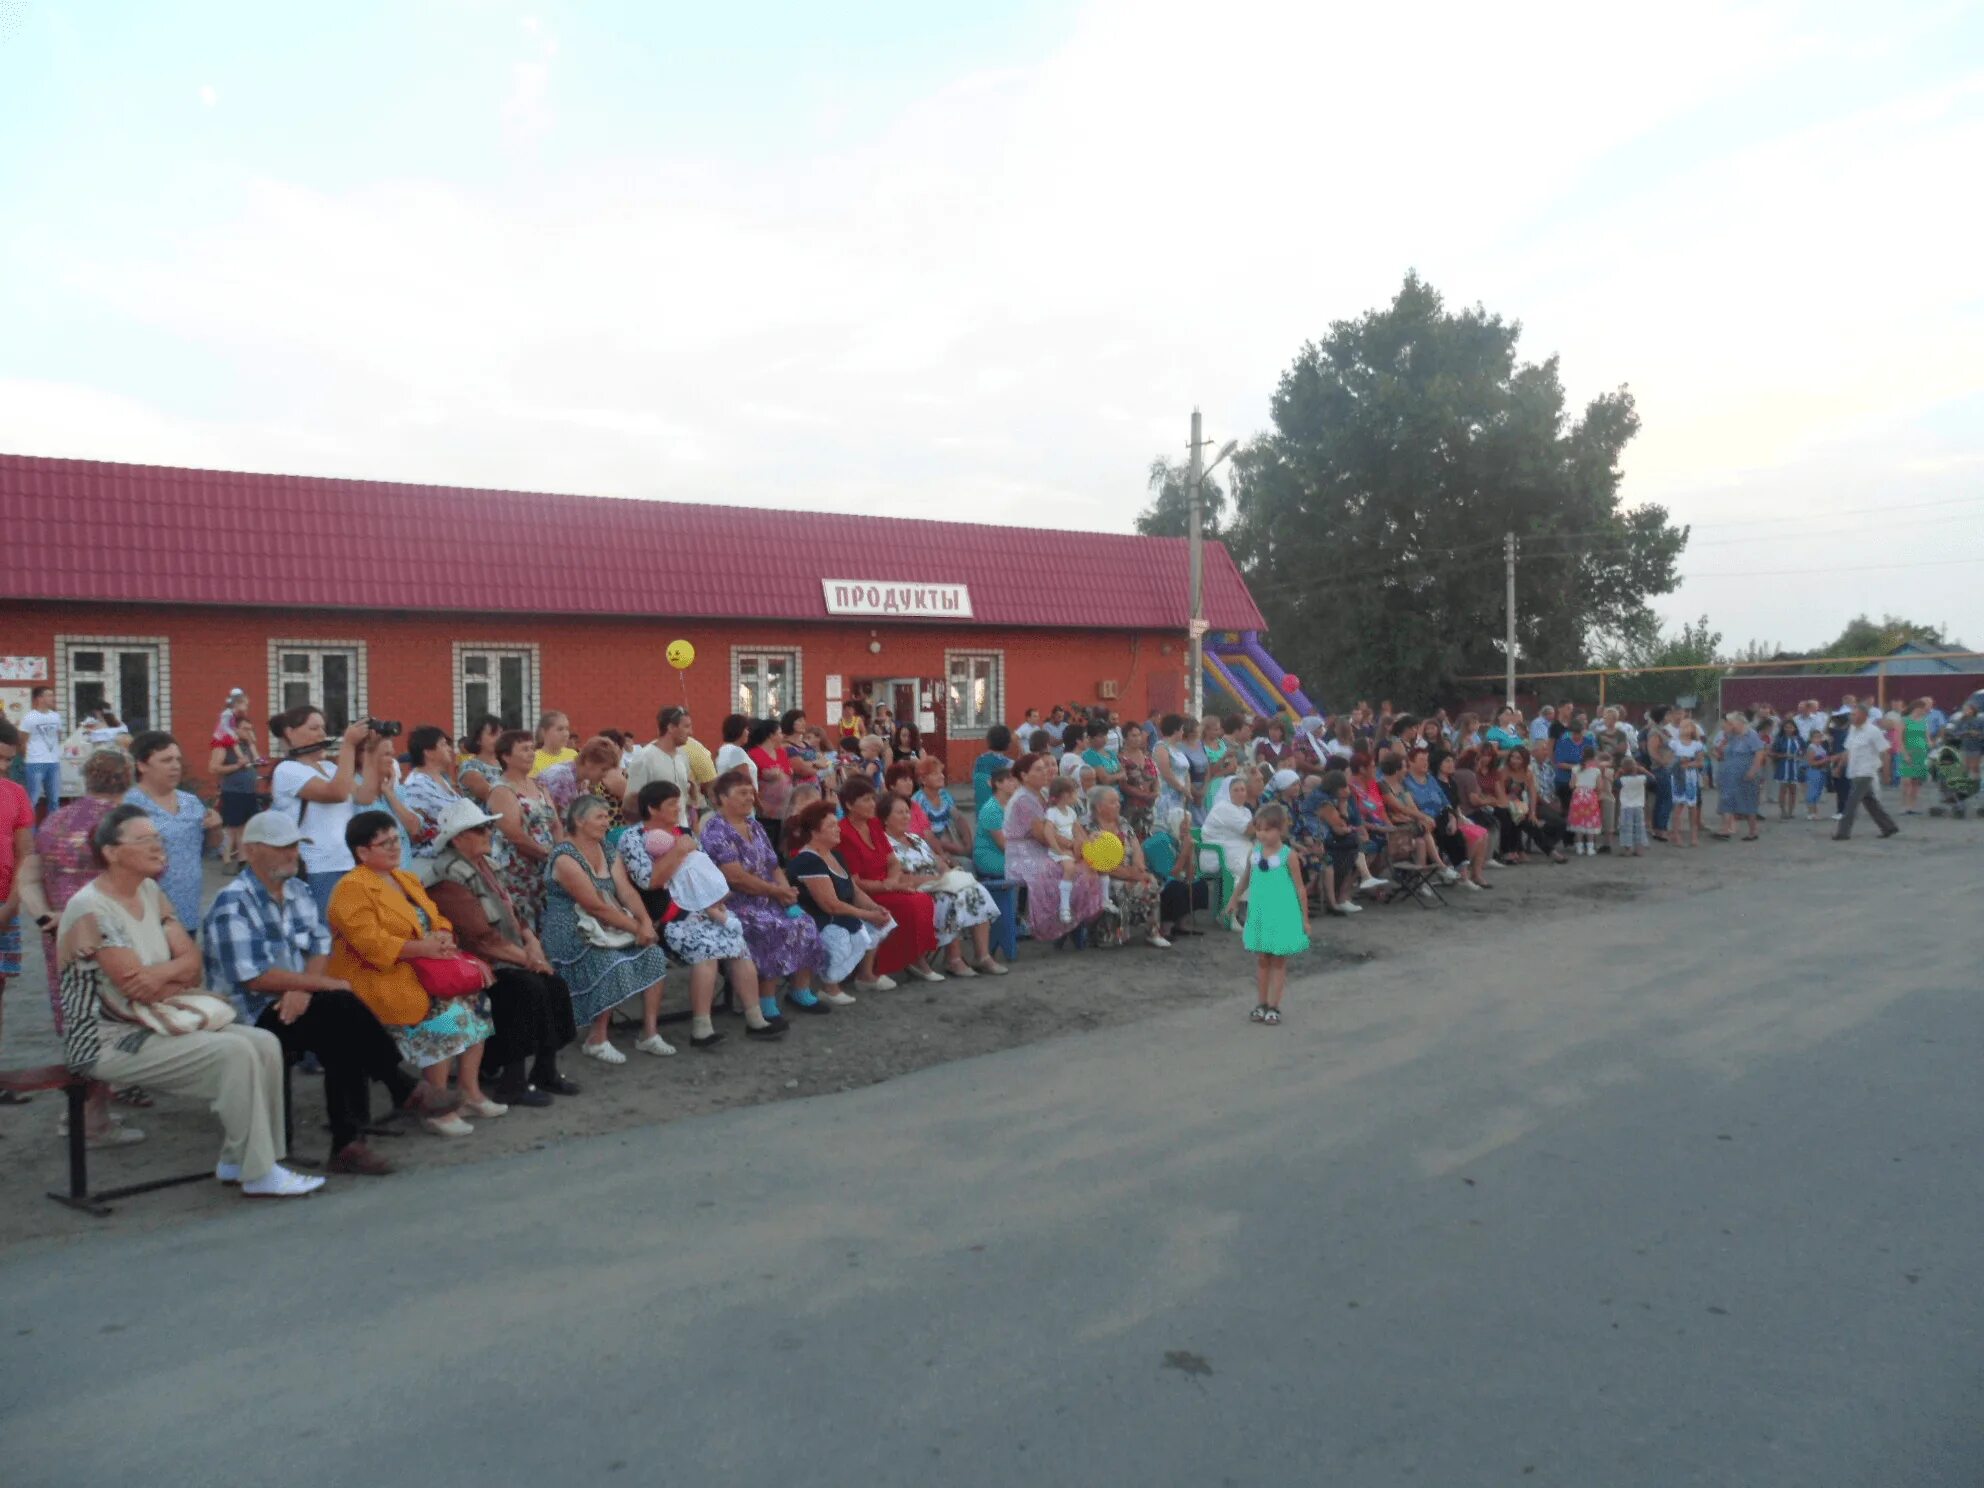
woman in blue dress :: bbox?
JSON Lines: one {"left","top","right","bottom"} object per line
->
{"left": 123, "top": 730, "right": 218, "bottom": 932}
{"left": 542, "top": 795, "right": 672, "bottom": 1064}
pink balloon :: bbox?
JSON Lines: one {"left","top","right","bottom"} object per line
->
{"left": 1281, "top": 673, "right": 1300, "bottom": 692}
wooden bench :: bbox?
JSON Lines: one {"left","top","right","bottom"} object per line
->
{"left": 0, "top": 1064, "right": 210, "bottom": 1218}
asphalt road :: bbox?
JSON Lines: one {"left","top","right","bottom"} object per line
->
{"left": 2, "top": 834, "right": 1978, "bottom": 1487}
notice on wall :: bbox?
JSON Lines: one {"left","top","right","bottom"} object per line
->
{"left": 916, "top": 711, "right": 936, "bottom": 733}
{"left": 0, "top": 687, "right": 32, "bottom": 728}
{"left": 824, "top": 674, "right": 843, "bottom": 699}
{"left": 821, "top": 581, "right": 972, "bottom": 619}
{"left": 0, "top": 656, "right": 47, "bottom": 681}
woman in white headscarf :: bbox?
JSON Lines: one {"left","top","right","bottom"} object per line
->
{"left": 1290, "top": 715, "right": 1330, "bottom": 773}
{"left": 1199, "top": 766, "right": 1261, "bottom": 924}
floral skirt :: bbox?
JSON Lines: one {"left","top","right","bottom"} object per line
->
{"left": 1094, "top": 876, "right": 1160, "bottom": 947}
{"left": 664, "top": 909, "right": 749, "bottom": 966}
{"left": 729, "top": 895, "right": 825, "bottom": 980}
{"left": 930, "top": 881, "right": 999, "bottom": 947}
{"left": 396, "top": 994, "right": 495, "bottom": 1070}
{"left": 1568, "top": 788, "right": 1602, "bottom": 834}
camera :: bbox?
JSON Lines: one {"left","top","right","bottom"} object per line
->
{"left": 365, "top": 718, "right": 403, "bottom": 738}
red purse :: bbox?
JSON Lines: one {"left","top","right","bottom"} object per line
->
{"left": 408, "top": 954, "right": 488, "bottom": 999}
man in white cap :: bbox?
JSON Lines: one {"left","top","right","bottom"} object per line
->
{"left": 202, "top": 811, "right": 460, "bottom": 1176}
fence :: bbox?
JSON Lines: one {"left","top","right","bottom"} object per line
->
{"left": 1456, "top": 653, "right": 1984, "bottom": 718}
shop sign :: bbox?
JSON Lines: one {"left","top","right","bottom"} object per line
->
{"left": 822, "top": 581, "right": 973, "bottom": 618}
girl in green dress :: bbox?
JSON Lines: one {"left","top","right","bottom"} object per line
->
{"left": 1897, "top": 703, "right": 1931, "bottom": 814}
{"left": 1234, "top": 804, "right": 1310, "bottom": 1025}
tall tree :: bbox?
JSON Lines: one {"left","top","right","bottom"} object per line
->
{"left": 1135, "top": 457, "right": 1227, "bottom": 540}
{"left": 1216, "top": 273, "right": 1687, "bottom": 708}
{"left": 1817, "top": 613, "right": 1950, "bottom": 659}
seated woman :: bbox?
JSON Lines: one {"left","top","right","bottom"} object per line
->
{"left": 55, "top": 804, "right": 322, "bottom": 1197}
{"left": 538, "top": 735, "right": 630, "bottom": 837}
{"left": 890, "top": 722, "right": 922, "bottom": 765}
{"left": 397, "top": 725, "right": 463, "bottom": 858}
{"left": 327, "top": 810, "right": 501, "bottom": 1135}
{"left": 836, "top": 778, "right": 943, "bottom": 985}
{"left": 621, "top": 781, "right": 781, "bottom": 1042}
{"left": 913, "top": 757, "right": 966, "bottom": 858}
{"left": 1252, "top": 717, "right": 1290, "bottom": 771}
{"left": 972, "top": 767, "right": 1017, "bottom": 879}
{"left": 1116, "top": 728, "right": 1159, "bottom": 839}
{"left": 1086, "top": 786, "right": 1171, "bottom": 949}
{"left": 877, "top": 790, "right": 1005, "bottom": 976}
{"left": 786, "top": 801, "right": 896, "bottom": 1001}
{"left": 543, "top": 795, "right": 672, "bottom": 1062}
{"left": 421, "top": 799, "right": 580, "bottom": 1103}
{"left": 883, "top": 761, "right": 932, "bottom": 838}
{"left": 699, "top": 769, "right": 826, "bottom": 1020}
{"left": 1503, "top": 746, "right": 1567, "bottom": 863}
{"left": 1435, "top": 752, "right": 1494, "bottom": 889}
{"left": 1001, "top": 753, "right": 1106, "bottom": 944}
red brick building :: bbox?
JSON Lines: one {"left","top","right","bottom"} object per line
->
{"left": 1, "top": 454, "right": 1265, "bottom": 785}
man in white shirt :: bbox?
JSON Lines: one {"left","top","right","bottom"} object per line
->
{"left": 624, "top": 706, "right": 696, "bottom": 820}
{"left": 1792, "top": 699, "right": 1824, "bottom": 741}
{"left": 1528, "top": 705, "right": 1554, "bottom": 743}
{"left": 1834, "top": 706, "right": 1899, "bottom": 840}
{"left": 20, "top": 685, "right": 64, "bottom": 819}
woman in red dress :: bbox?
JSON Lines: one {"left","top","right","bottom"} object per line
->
{"left": 835, "top": 777, "right": 940, "bottom": 987}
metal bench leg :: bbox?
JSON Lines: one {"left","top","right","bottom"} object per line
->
{"left": 46, "top": 1080, "right": 111, "bottom": 1217}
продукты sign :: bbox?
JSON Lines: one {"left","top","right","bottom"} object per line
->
{"left": 821, "top": 581, "right": 973, "bottom": 618}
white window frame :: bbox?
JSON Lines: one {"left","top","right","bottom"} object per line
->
{"left": 55, "top": 633, "right": 171, "bottom": 735}
{"left": 268, "top": 639, "right": 368, "bottom": 735}
{"left": 943, "top": 649, "right": 1004, "bottom": 738}
{"left": 729, "top": 646, "right": 804, "bottom": 720}
{"left": 453, "top": 642, "right": 541, "bottom": 738}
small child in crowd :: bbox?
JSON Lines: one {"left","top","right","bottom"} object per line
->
{"left": 1567, "top": 743, "right": 1605, "bottom": 855}
{"left": 1042, "top": 775, "right": 1086, "bottom": 922}
{"left": 1613, "top": 751, "right": 1650, "bottom": 857}
{"left": 1232, "top": 802, "right": 1310, "bottom": 1025}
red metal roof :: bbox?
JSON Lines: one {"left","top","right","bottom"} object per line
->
{"left": 0, "top": 454, "right": 1265, "bottom": 632}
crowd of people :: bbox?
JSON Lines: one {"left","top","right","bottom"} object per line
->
{"left": 0, "top": 680, "right": 1973, "bottom": 1200}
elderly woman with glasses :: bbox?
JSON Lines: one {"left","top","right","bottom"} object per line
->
{"left": 327, "top": 810, "right": 500, "bottom": 1135}
{"left": 55, "top": 804, "right": 321, "bottom": 1196}
{"left": 544, "top": 793, "right": 672, "bottom": 1063}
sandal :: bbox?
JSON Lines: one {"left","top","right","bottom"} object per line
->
{"left": 1249, "top": 1004, "right": 1268, "bottom": 1022}
{"left": 1261, "top": 1008, "right": 1281, "bottom": 1025}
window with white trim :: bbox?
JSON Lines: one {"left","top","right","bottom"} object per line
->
{"left": 731, "top": 648, "right": 801, "bottom": 719}
{"left": 60, "top": 637, "right": 167, "bottom": 734}
{"left": 270, "top": 641, "right": 366, "bottom": 733}
{"left": 455, "top": 644, "right": 539, "bottom": 735}
{"left": 944, "top": 650, "right": 1003, "bottom": 737}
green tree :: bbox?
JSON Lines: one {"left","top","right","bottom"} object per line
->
{"left": 1593, "top": 614, "right": 1724, "bottom": 707}
{"left": 1817, "top": 613, "right": 1949, "bottom": 661}
{"left": 1135, "top": 457, "right": 1227, "bottom": 540}
{"left": 1213, "top": 273, "right": 1687, "bottom": 707}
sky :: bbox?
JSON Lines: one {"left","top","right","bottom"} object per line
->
{"left": 1, "top": 0, "right": 1980, "bottom": 656}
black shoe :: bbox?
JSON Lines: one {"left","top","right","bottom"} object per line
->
{"left": 533, "top": 1073, "right": 582, "bottom": 1096}
{"left": 499, "top": 1086, "right": 555, "bottom": 1108}
{"left": 1832, "top": 833, "right": 1850, "bottom": 841}
{"left": 745, "top": 1021, "right": 788, "bottom": 1038}
{"left": 787, "top": 998, "right": 831, "bottom": 1015}
{"left": 690, "top": 1031, "right": 726, "bottom": 1050}
{"left": 1878, "top": 828, "right": 1899, "bottom": 838}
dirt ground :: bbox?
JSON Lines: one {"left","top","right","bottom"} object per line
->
{"left": 1, "top": 797, "right": 1972, "bottom": 1250}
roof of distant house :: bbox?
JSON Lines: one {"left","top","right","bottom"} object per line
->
{"left": 0, "top": 454, "right": 1266, "bottom": 631}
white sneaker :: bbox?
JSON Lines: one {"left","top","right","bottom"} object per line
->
{"left": 1439, "top": 867, "right": 1460, "bottom": 884}
{"left": 1146, "top": 934, "right": 1173, "bottom": 948}
{"left": 1459, "top": 879, "right": 1483, "bottom": 892}
{"left": 1058, "top": 907, "right": 1074, "bottom": 924}
{"left": 423, "top": 1113, "right": 475, "bottom": 1137}
{"left": 1483, "top": 857, "right": 1504, "bottom": 869}
{"left": 636, "top": 1034, "right": 677, "bottom": 1057}
{"left": 582, "top": 1039, "right": 627, "bottom": 1065}
{"left": 1357, "top": 877, "right": 1386, "bottom": 894}
{"left": 240, "top": 1163, "right": 327, "bottom": 1199}
{"left": 1831, "top": 812, "right": 1843, "bottom": 821}
{"left": 215, "top": 1160, "right": 242, "bottom": 1185}
{"left": 1328, "top": 902, "right": 1352, "bottom": 916}
{"left": 820, "top": 989, "right": 857, "bottom": 1006}
{"left": 854, "top": 976, "right": 898, "bottom": 993}
{"left": 1341, "top": 900, "right": 1362, "bottom": 913}
{"left": 1419, "top": 885, "right": 1439, "bottom": 902}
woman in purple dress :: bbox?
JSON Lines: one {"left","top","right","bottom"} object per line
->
{"left": 698, "top": 769, "right": 827, "bottom": 1019}
{"left": 1002, "top": 752, "right": 1105, "bottom": 943}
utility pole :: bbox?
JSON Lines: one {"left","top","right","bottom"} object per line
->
{"left": 1187, "top": 408, "right": 1206, "bottom": 719}
{"left": 1504, "top": 531, "right": 1517, "bottom": 707}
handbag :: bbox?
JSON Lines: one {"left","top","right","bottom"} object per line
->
{"left": 576, "top": 908, "right": 637, "bottom": 949}
{"left": 919, "top": 868, "right": 979, "bottom": 896}
{"left": 408, "top": 953, "right": 489, "bottom": 999}
{"left": 100, "top": 988, "right": 239, "bottom": 1037}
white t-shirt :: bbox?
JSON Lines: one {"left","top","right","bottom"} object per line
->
{"left": 87, "top": 724, "right": 126, "bottom": 746}
{"left": 1793, "top": 712, "right": 1823, "bottom": 741}
{"left": 1842, "top": 722, "right": 1890, "bottom": 780}
{"left": 1044, "top": 804, "right": 1079, "bottom": 859}
{"left": 1617, "top": 774, "right": 1647, "bottom": 810}
{"left": 626, "top": 742, "right": 692, "bottom": 800}
{"left": 22, "top": 708, "right": 63, "bottom": 763}
{"left": 1058, "top": 751, "right": 1086, "bottom": 778}
{"left": 714, "top": 743, "right": 756, "bottom": 785}
{"left": 272, "top": 758, "right": 356, "bottom": 874}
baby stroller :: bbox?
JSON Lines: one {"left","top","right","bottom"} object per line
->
{"left": 1928, "top": 744, "right": 1977, "bottom": 818}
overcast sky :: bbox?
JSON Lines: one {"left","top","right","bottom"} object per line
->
{"left": 2, "top": 0, "right": 1979, "bottom": 654}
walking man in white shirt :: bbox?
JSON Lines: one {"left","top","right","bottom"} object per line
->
{"left": 20, "top": 686, "right": 64, "bottom": 823}
{"left": 1834, "top": 706, "right": 1899, "bottom": 841}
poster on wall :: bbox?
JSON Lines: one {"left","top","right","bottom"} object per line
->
{"left": 0, "top": 686, "right": 31, "bottom": 728}
{"left": 0, "top": 656, "right": 48, "bottom": 681}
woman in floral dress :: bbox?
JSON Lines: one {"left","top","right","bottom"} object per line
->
{"left": 486, "top": 729, "right": 558, "bottom": 933}
{"left": 698, "top": 771, "right": 826, "bottom": 1015}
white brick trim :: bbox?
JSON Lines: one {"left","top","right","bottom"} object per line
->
{"left": 728, "top": 645, "right": 804, "bottom": 719}
{"left": 451, "top": 641, "right": 542, "bottom": 738}
{"left": 53, "top": 633, "right": 172, "bottom": 734}
{"left": 266, "top": 638, "right": 370, "bottom": 732}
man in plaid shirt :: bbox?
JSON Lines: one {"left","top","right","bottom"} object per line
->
{"left": 201, "top": 812, "right": 460, "bottom": 1175}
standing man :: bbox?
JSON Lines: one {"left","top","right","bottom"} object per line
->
{"left": 1528, "top": 704, "right": 1554, "bottom": 744}
{"left": 202, "top": 811, "right": 457, "bottom": 1173}
{"left": 625, "top": 706, "right": 696, "bottom": 822}
{"left": 1833, "top": 706, "right": 1900, "bottom": 841}
{"left": 1792, "top": 699, "right": 1822, "bottom": 742}
{"left": 21, "top": 686, "right": 64, "bottom": 824}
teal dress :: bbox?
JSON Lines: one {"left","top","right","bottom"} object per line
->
{"left": 1241, "top": 847, "right": 1310, "bottom": 957}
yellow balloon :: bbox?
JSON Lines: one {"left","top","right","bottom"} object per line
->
{"left": 1082, "top": 831, "right": 1124, "bottom": 873}
{"left": 666, "top": 639, "right": 695, "bottom": 670}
